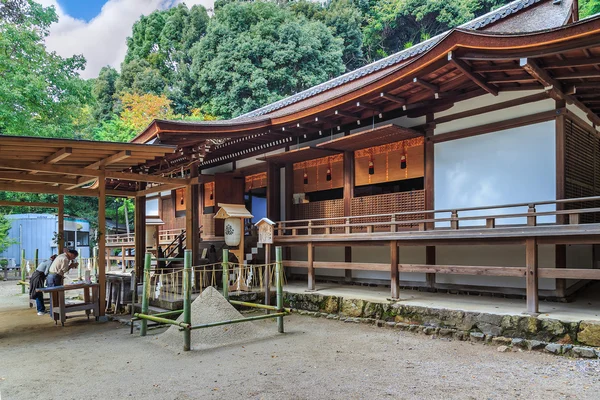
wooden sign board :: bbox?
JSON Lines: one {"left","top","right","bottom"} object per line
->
{"left": 255, "top": 217, "right": 275, "bottom": 244}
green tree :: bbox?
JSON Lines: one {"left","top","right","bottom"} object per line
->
{"left": 91, "top": 66, "right": 119, "bottom": 122}
{"left": 189, "top": 1, "right": 345, "bottom": 118}
{"left": 580, "top": 0, "right": 600, "bottom": 18}
{"left": 0, "top": 0, "right": 90, "bottom": 137}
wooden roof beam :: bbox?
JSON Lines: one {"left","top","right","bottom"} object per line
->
{"left": 0, "top": 172, "right": 78, "bottom": 185}
{"left": 0, "top": 200, "right": 59, "bottom": 208}
{"left": 0, "top": 182, "right": 99, "bottom": 197}
{"left": 520, "top": 58, "right": 600, "bottom": 126}
{"left": 0, "top": 159, "right": 101, "bottom": 177}
{"left": 28, "top": 147, "right": 73, "bottom": 175}
{"left": 380, "top": 92, "right": 406, "bottom": 106}
{"left": 448, "top": 52, "right": 498, "bottom": 96}
{"left": 66, "top": 177, "right": 97, "bottom": 191}
{"left": 413, "top": 77, "right": 439, "bottom": 93}
{"left": 334, "top": 109, "right": 359, "bottom": 119}
{"left": 355, "top": 101, "right": 383, "bottom": 113}
{"left": 86, "top": 150, "right": 131, "bottom": 170}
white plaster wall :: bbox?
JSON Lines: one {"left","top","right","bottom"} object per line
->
{"left": 434, "top": 90, "right": 554, "bottom": 135}
{"left": 202, "top": 162, "right": 233, "bottom": 175}
{"left": 352, "top": 245, "right": 427, "bottom": 282}
{"left": 435, "top": 245, "right": 556, "bottom": 290}
{"left": 566, "top": 245, "right": 594, "bottom": 288}
{"left": 434, "top": 120, "right": 556, "bottom": 226}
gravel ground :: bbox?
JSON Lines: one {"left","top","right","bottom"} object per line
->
{"left": 1, "top": 279, "right": 600, "bottom": 400}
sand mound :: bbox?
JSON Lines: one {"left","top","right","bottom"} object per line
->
{"left": 158, "top": 286, "right": 269, "bottom": 351}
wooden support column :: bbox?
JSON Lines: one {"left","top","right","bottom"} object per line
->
{"left": 57, "top": 195, "right": 64, "bottom": 251}
{"left": 284, "top": 163, "right": 294, "bottom": 261}
{"left": 307, "top": 243, "right": 315, "bottom": 291}
{"left": 134, "top": 194, "right": 146, "bottom": 283}
{"left": 343, "top": 150, "right": 354, "bottom": 282}
{"left": 186, "top": 167, "right": 199, "bottom": 265}
{"left": 267, "top": 162, "right": 281, "bottom": 222}
{"left": 98, "top": 173, "right": 106, "bottom": 316}
{"left": 555, "top": 104, "right": 567, "bottom": 297}
{"left": 526, "top": 238, "right": 539, "bottom": 314}
{"left": 424, "top": 114, "right": 436, "bottom": 289}
{"left": 390, "top": 240, "right": 399, "bottom": 299}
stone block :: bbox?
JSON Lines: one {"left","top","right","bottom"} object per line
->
{"left": 340, "top": 298, "right": 365, "bottom": 318}
{"left": 470, "top": 332, "right": 485, "bottom": 342}
{"left": 320, "top": 296, "right": 340, "bottom": 314}
{"left": 571, "top": 346, "right": 597, "bottom": 359}
{"left": 511, "top": 338, "right": 527, "bottom": 348}
{"left": 492, "top": 336, "right": 512, "bottom": 346}
{"left": 527, "top": 340, "right": 546, "bottom": 351}
{"left": 577, "top": 321, "right": 600, "bottom": 347}
{"left": 497, "top": 345, "right": 510, "bottom": 353}
{"left": 539, "top": 319, "right": 566, "bottom": 342}
{"left": 363, "top": 302, "right": 383, "bottom": 319}
{"left": 544, "top": 344, "right": 562, "bottom": 355}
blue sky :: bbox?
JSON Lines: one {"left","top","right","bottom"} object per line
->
{"left": 57, "top": 0, "right": 108, "bottom": 21}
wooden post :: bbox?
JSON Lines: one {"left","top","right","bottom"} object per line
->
{"left": 134, "top": 195, "right": 146, "bottom": 283}
{"left": 343, "top": 151, "right": 355, "bottom": 282}
{"left": 98, "top": 173, "right": 107, "bottom": 315}
{"left": 526, "top": 238, "right": 539, "bottom": 314}
{"left": 390, "top": 241, "right": 399, "bottom": 299}
{"left": 276, "top": 246, "right": 284, "bottom": 333}
{"left": 222, "top": 248, "right": 229, "bottom": 300}
{"left": 426, "top": 246, "right": 436, "bottom": 291}
{"left": 267, "top": 162, "right": 281, "bottom": 222}
{"left": 264, "top": 243, "right": 271, "bottom": 309}
{"left": 307, "top": 243, "right": 315, "bottom": 291}
{"left": 57, "top": 195, "right": 64, "bottom": 251}
{"left": 121, "top": 246, "right": 125, "bottom": 273}
{"left": 284, "top": 163, "right": 293, "bottom": 261}
{"left": 183, "top": 249, "right": 192, "bottom": 351}
{"left": 555, "top": 244, "right": 566, "bottom": 298}
{"left": 34, "top": 249, "right": 39, "bottom": 271}
{"left": 527, "top": 205, "right": 537, "bottom": 226}
{"left": 185, "top": 182, "right": 199, "bottom": 265}
{"left": 140, "top": 252, "right": 151, "bottom": 336}
{"left": 93, "top": 246, "right": 98, "bottom": 281}
{"left": 20, "top": 248, "right": 26, "bottom": 293}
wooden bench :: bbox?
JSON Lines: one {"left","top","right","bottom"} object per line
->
{"left": 37, "top": 283, "right": 100, "bottom": 326}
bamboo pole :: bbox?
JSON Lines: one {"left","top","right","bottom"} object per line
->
{"left": 133, "top": 313, "right": 190, "bottom": 328}
{"left": 140, "top": 252, "right": 151, "bottom": 336}
{"left": 185, "top": 312, "right": 287, "bottom": 331}
{"left": 132, "top": 309, "right": 182, "bottom": 320}
{"left": 183, "top": 249, "right": 192, "bottom": 351}
{"left": 21, "top": 249, "right": 25, "bottom": 294}
{"left": 229, "top": 300, "right": 291, "bottom": 313}
{"left": 276, "top": 246, "right": 284, "bottom": 333}
{"left": 93, "top": 247, "right": 98, "bottom": 282}
{"left": 222, "top": 249, "right": 229, "bottom": 300}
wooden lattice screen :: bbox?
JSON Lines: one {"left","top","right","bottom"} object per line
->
{"left": 564, "top": 117, "right": 600, "bottom": 223}
{"left": 351, "top": 190, "right": 426, "bottom": 231}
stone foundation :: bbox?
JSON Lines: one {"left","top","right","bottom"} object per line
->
{"left": 284, "top": 292, "right": 600, "bottom": 355}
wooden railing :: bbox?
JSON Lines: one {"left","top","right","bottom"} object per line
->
{"left": 159, "top": 228, "right": 185, "bottom": 243}
{"left": 106, "top": 233, "right": 135, "bottom": 245}
{"left": 275, "top": 195, "right": 600, "bottom": 236}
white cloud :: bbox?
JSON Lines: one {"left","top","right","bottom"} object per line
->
{"left": 39, "top": 0, "right": 214, "bottom": 79}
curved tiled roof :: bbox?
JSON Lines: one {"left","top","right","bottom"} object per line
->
{"left": 236, "top": 0, "right": 548, "bottom": 120}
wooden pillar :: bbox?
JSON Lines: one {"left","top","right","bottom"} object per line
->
{"left": 267, "top": 162, "right": 281, "bottom": 221}
{"left": 284, "top": 163, "right": 294, "bottom": 221}
{"left": 526, "top": 238, "right": 539, "bottom": 314}
{"left": 134, "top": 194, "right": 146, "bottom": 283}
{"left": 57, "top": 195, "right": 64, "bottom": 251}
{"left": 98, "top": 173, "right": 106, "bottom": 316}
{"left": 186, "top": 167, "right": 200, "bottom": 265}
{"left": 390, "top": 240, "right": 399, "bottom": 299}
{"left": 555, "top": 107, "right": 567, "bottom": 296}
{"left": 424, "top": 114, "right": 436, "bottom": 289}
{"left": 307, "top": 243, "right": 315, "bottom": 291}
{"left": 343, "top": 151, "right": 354, "bottom": 282}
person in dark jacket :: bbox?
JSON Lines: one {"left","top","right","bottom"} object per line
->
{"left": 29, "top": 255, "right": 57, "bottom": 315}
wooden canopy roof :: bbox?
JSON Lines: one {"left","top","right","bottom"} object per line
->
{"left": 0, "top": 136, "right": 179, "bottom": 197}
{"left": 317, "top": 124, "right": 423, "bottom": 152}
{"left": 258, "top": 147, "right": 342, "bottom": 165}
{"left": 129, "top": 13, "right": 600, "bottom": 172}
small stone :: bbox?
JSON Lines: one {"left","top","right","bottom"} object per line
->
{"left": 453, "top": 331, "right": 467, "bottom": 341}
{"left": 572, "top": 346, "right": 597, "bottom": 359}
{"left": 528, "top": 340, "right": 546, "bottom": 351}
{"left": 470, "top": 332, "right": 485, "bottom": 342}
{"left": 511, "top": 338, "right": 527, "bottom": 348}
{"left": 562, "top": 344, "right": 573, "bottom": 354}
{"left": 395, "top": 322, "right": 409, "bottom": 330}
{"left": 484, "top": 335, "right": 493, "bottom": 344}
{"left": 492, "top": 336, "right": 512, "bottom": 346}
{"left": 497, "top": 345, "right": 510, "bottom": 353}
{"left": 439, "top": 328, "right": 454, "bottom": 337}
{"left": 544, "top": 344, "right": 562, "bottom": 354}
{"left": 385, "top": 321, "right": 396, "bottom": 328}
{"left": 376, "top": 320, "right": 385, "bottom": 328}
{"left": 423, "top": 327, "right": 436, "bottom": 335}
{"left": 319, "top": 313, "right": 328, "bottom": 318}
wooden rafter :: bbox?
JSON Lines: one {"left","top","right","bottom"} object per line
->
{"left": 28, "top": 147, "right": 73, "bottom": 175}
{"left": 448, "top": 51, "right": 498, "bottom": 96}
{"left": 0, "top": 172, "right": 78, "bottom": 185}
{"left": 0, "top": 159, "right": 101, "bottom": 177}
{"left": 413, "top": 77, "right": 439, "bottom": 93}
{"left": 356, "top": 101, "right": 383, "bottom": 113}
{"left": 0, "top": 200, "right": 59, "bottom": 208}
{"left": 0, "top": 181, "right": 98, "bottom": 197}
{"left": 334, "top": 110, "right": 358, "bottom": 119}
{"left": 86, "top": 150, "right": 131, "bottom": 170}
{"left": 520, "top": 57, "right": 600, "bottom": 126}
{"left": 380, "top": 92, "right": 406, "bottom": 105}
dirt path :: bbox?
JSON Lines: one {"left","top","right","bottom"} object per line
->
{"left": 1, "top": 280, "right": 599, "bottom": 400}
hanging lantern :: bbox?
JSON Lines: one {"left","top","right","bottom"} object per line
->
{"left": 224, "top": 217, "right": 242, "bottom": 246}
{"left": 368, "top": 157, "right": 375, "bottom": 175}
{"left": 303, "top": 170, "right": 309, "bottom": 185}
{"left": 400, "top": 154, "right": 407, "bottom": 169}
{"left": 180, "top": 191, "right": 185, "bottom": 205}
{"left": 326, "top": 162, "right": 332, "bottom": 181}
{"left": 209, "top": 191, "right": 214, "bottom": 201}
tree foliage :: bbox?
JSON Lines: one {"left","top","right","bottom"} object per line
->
{"left": 188, "top": 1, "right": 345, "bottom": 118}
{"left": 580, "top": 0, "right": 600, "bottom": 18}
{"left": 0, "top": 0, "right": 90, "bottom": 137}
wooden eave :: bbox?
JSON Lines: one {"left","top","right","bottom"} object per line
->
{"left": 317, "top": 124, "right": 423, "bottom": 152}
{"left": 0, "top": 136, "right": 180, "bottom": 197}
{"left": 258, "top": 146, "right": 343, "bottom": 165}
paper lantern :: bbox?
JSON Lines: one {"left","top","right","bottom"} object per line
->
{"left": 368, "top": 158, "right": 374, "bottom": 175}
{"left": 400, "top": 154, "right": 407, "bottom": 169}
{"left": 303, "top": 170, "right": 308, "bottom": 185}
{"left": 326, "top": 165, "right": 332, "bottom": 181}
{"left": 224, "top": 217, "right": 242, "bottom": 247}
